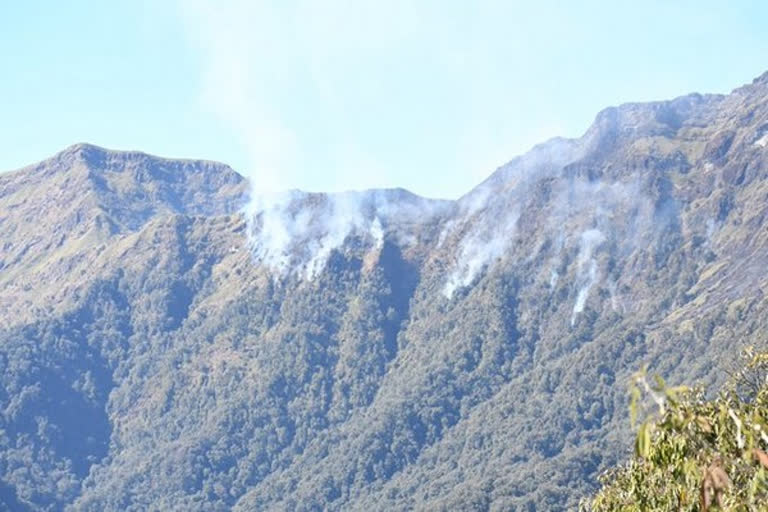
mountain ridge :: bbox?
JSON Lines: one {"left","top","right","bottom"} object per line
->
{"left": 1, "top": 71, "right": 768, "bottom": 511}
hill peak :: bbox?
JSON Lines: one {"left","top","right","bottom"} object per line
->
{"left": 2, "top": 143, "right": 248, "bottom": 237}
{"left": 53, "top": 143, "right": 241, "bottom": 174}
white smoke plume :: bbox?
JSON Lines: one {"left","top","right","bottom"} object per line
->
{"left": 442, "top": 207, "right": 520, "bottom": 297}
{"left": 179, "top": 0, "right": 679, "bottom": 299}
{"left": 245, "top": 192, "right": 364, "bottom": 279}
{"left": 606, "top": 278, "right": 622, "bottom": 313}
{"left": 571, "top": 229, "right": 606, "bottom": 325}
{"left": 369, "top": 217, "right": 384, "bottom": 250}
{"left": 549, "top": 269, "right": 560, "bottom": 288}
{"left": 538, "top": 176, "right": 657, "bottom": 323}
{"left": 754, "top": 125, "right": 768, "bottom": 147}
{"left": 441, "top": 136, "right": 591, "bottom": 297}
{"left": 177, "top": 1, "right": 430, "bottom": 279}
{"left": 182, "top": 2, "right": 645, "bottom": 290}
{"left": 245, "top": 189, "right": 451, "bottom": 278}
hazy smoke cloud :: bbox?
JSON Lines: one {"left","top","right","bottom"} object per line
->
{"left": 179, "top": 1, "right": 302, "bottom": 194}
{"left": 245, "top": 190, "right": 451, "bottom": 278}
{"left": 179, "top": 1, "right": 683, "bottom": 304}
{"left": 549, "top": 269, "right": 560, "bottom": 288}
{"left": 539, "top": 175, "right": 662, "bottom": 324}
{"left": 183, "top": 2, "right": 636, "bottom": 287}
{"left": 245, "top": 192, "right": 368, "bottom": 279}
{"left": 369, "top": 217, "right": 384, "bottom": 250}
{"left": 179, "top": 1, "right": 454, "bottom": 278}
{"left": 571, "top": 229, "right": 606, "bottom": 325}
{"left": 441, "top": 136, "right": 590, "bottom": 297}
{"left": 442, "top": 205, "right": 520, "bottom": 298}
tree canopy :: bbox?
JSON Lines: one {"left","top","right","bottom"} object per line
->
{"left": 584, "top": 348, "right": 768, "bottom": 511}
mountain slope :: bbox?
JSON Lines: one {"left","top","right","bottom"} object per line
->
{"left": 2, "top": 72, "right": 768, "bottom": 511}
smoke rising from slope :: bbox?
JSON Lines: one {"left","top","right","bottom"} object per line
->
{"left": 182, "top": 2, "right": 618, "bottom": 283}
{"left": 180, "top": 0, "right": 685, "bottom": 301}
{"left": 245, "top": 192, "right": 372, "bottom": 279}
{"left": 245, "top": 190, "right": 451, "bottom": 278}
{"left": 437, "top": 140, "right": 674, "bottom": 328}
{"left": 179, "top": 1, "right": 461, "bottom": 278}
{"left": 539, "top": 176, "right": 663, "bottom": 324}
{"left": 441, "top": 137, "right": 591, "bottom": 298}
{"left": 442, "top": 205, "right": 520, "bottom": 297}
{"left": 571, "top": 229, "right": 606, "bottom": 325}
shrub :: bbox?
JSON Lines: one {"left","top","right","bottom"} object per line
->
{"left": 583, "top": 347, "right": 768, "bottom": 511}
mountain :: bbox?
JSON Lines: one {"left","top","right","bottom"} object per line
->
{"left": 2, "top": 71, "right": 768, "bottom": 511}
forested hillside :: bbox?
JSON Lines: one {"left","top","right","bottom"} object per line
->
{"left": 2, "top": 72, "right": 768, "bottom": 511}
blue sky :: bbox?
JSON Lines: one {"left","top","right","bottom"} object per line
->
{"left": 2, "top": 1, "right": 767, "bottom": 198}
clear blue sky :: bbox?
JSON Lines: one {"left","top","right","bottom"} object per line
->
{"left": 2, "top": 1, "right": 767, "bottom": 198}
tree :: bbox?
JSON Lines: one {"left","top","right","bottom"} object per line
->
{"left": 583, "top": 347, "right": 768, "bottom": 511}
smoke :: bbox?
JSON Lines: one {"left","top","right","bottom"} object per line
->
{"left": 178, "top": 0, "right": 684, "bottom": 302}
{"left": 536, "top": 175, "right": 664, "bottom": 324}
{"left": 441, "top": 136, "right": 591, "bottom": 297}
{"left": 607, "top": 278, "right": 622, "bottom": 313}
{"left": 549, "top": 269, "right": 560, "bottom": 288}
{"left": 246, "top": 189, "right": 451, "bottom": 278}
{"left": 369, "top": 217, "right": 384, "bottom": 250}
{"left": 571, "top": 229, "right": 606, "bottom": 325}
{"left": 755, "top": 125, "right": 768, "bottom": 147}
{"left": 435, "top": 133, "right": 672, "bottom": 326}
{"left": 178, "top": 1, "right": 460, "bottom": 279}
{"left": 245, "top": 192, "right": 360, "bottom": 279}
{"left": 442, "top": 206, "right": 520, "bottom": 297}
{"left": 177, "top": 1, "right": 301, "bottom": 194}
{"left": 245, "top": 191, "right": 379, "bottom": 279}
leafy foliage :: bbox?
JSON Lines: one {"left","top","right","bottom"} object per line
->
{"left": 584, "top": 348, "right": 768, "bottom": 511}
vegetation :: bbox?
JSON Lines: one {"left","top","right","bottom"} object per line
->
{"left": 584, "top": 348, "right": 768, "bottom": 511}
